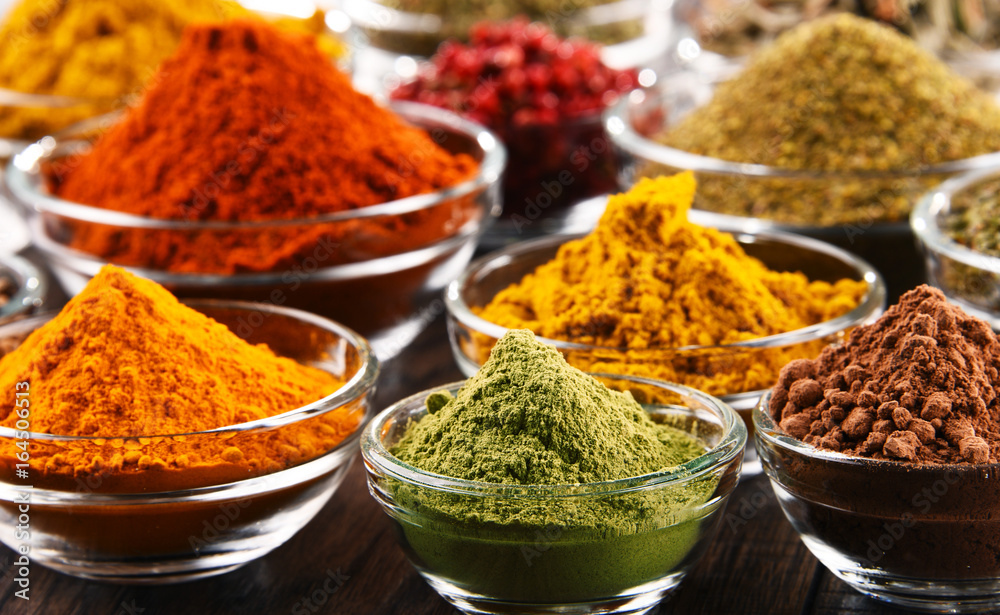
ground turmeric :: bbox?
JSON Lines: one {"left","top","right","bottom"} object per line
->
{"left": 0, "top": 265, "right": 364, "bottom": 492}
{"left": 473, "top": 172, "right": 870, "bottom": 396}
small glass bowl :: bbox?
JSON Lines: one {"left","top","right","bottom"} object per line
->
{"left": 6, "top": 101, "right": 505, "bottom": 359}
{"left": 0, "top": 301, "right": 378, "bottom": 583}
{"left": 606, "top": 84, "right": 1000, "bottom": 300}
{"left": 445, "top": 222, "right": 885, "bottom": 474}
{"left": 911, "top": 168, "right": 1000, "bottom": 329}
{"left": 362, "top": 373, "right": 746, "bottom": 614}
{"left": 754, "top": 392, "right": 1000, "bottom": 613}
{"left": 0, "top": 253, "right": 45, "bottom": 321}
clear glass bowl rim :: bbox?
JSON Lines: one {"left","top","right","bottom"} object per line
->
{"left": 445, "top": 224, "right": 886, "bottom": 354}
{"left": 362, "top": 372, "right": 747, "bottom": 498}
{"left": 0, "top": 299, "right": 379, "bottom": 442}
{"left": 342, "top": 0, "right": 652, "bottom": 33}
{"left": 6, "top": 100, "right": 507, "bottom": 231}
{"left": 753, "top": 389, "right": 1000, "bottom": 471}
{"left": 0, "top": 253, "right": 46, "bottom": 319}
{"left": 605, "top": 84, "right": 1000, "bottom": 194}
{"left": 910, "top": 167, "right": 1000, "bottom": 275}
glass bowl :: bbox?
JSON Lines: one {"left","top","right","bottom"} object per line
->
{"left": 754, "top": 392, "right": 1000, "bottom": 613}
{"left": 606, "top": 84, "right": 1000, "bottom": 301}
{"left": 0, "top": 253, "right": 45, "bottom": 322}
{"left": 362, "top": 373, "right": 746, "bottom": 615}
{"left": 0, "top": 300, "right": 378, "bottom": 583}
{"left": 344, "top": 0, "right": 672, "bottom": 94}
{"left": 0, "top": 87, "right": 116, "bottom": 160}
{"left": 5, "top": 101, "right": 505, "bottom": 360}
{"left": 445, "top": 222, "right": 886, "bottom": 474}
{"left": 911, "top": 168, "right": 1000, "bottom": 329}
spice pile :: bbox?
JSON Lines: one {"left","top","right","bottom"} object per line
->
{"left": 50, "top": 19, "right": 478, "bottom": 274}
{"left": 656, "top": 14, "right": 1000, "bottom": 225}
{"left": 474, "top": 172, "right": 869, "bottom": 395}
{"left": 771, "top": 285, "right": 1000, "bottom": 463}
{"left": 0, "top": 265, "right": 362, "bottom": 492}
{"left": 0, "top": 0, "right": 344, "bottom": 140}
{"left": 389, "top": 329, "right": 719, "bottom": 602}
{"left": 391, "top": 19, "right": 635, "bottom": 224}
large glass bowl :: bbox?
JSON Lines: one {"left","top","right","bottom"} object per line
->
{"left": 0, "top": 301, "right": 378, "bottom": 583}
{"left": 362, "top": 373, "right": 746, "bottom": 615}
{"left": 911, "top": 168, "right": 1000, "bottom": 329}
{"left": 606, "top": 84, "right": 1000, "bottom": 301}
{"left": 754, "top": 392, "right": 1000, "bottom": 613}
{"left": 445, "top": 221, "right": 885, "bottom": 474}
{"left": 0, "top": 253, "right": 45, "bottom": 322}
{"left": 5, "top": 101, "right": 505, "bottom": 360}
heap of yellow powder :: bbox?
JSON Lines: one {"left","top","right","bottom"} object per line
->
{"left": 0, "top": 0, "right": 341, "bottom": 140}
{"left": 0, "top": 265, "right": 360, "bottom": 492}
{"left": 475, "top": 172, "right": 869, "bottom": 395}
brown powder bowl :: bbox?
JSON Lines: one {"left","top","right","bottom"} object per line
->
{"left": 754, "top": 391, "right": 1000, "bottom": 613}
{"left": 0, "top": 301, "right": 378, "bottom": 584}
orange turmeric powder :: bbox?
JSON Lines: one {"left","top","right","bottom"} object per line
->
{"left": 0, "top": 265, "right": 364, "bottom": 492}
{"left": 473, "top": 172, "right": 870, "bottom": 396}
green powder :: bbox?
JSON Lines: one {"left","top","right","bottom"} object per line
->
{"left": 393, "top": 329, "right": 705, "bottom": 486}
{"left": 654, "top": 14, "right": 1000, "bottom": 225}
{"left": 387, "top": 330, "right": 725, "bottom": 603}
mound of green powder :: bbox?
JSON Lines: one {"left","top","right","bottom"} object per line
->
{"left": 385, "top": 331, "right": 729, "bottom": 604}
{"left": 393, "top": 329, "right": 705, "bottom": 485}
{"left": 655, "top": 14, "right": 1000, "bottom": 225}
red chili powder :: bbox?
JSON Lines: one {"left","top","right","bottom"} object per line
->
{"left": 770, "top": 285, "right": 1000, "bottom": 464}
{"left": 51, "top": 19, "right": 478, "bottom": 274}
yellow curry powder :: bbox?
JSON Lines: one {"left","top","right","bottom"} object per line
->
{"left": 0, "top": 0, "right": 343, "bottom": 140}
{"left": 0, "top": 266, "right": 362, "bottom": 492}
{"left": 474, "top": 173, "right": 869, "bottom": 396}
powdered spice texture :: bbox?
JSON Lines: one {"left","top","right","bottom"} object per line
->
{"left": 393, "top": 329, "right": 706, "bottom": 486}
{"left": 52, "top": 19, "right": 477, "bottom": 274}
{"left": 770, "top": 285, "right": 1000, "bottom": 464}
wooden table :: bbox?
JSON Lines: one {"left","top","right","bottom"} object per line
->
{"left": 0, "top": 310, "right": 915, "bottom": 615}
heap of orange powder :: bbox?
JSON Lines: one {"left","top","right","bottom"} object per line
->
{"left": 51, "top": 19, "right": 478, "bottom": 274}
{"left": 0, "top": 266, "right": 363, "bottom": 492}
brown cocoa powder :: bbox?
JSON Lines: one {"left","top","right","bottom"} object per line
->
{"left": 769, "top": 285, "right": 1000, "bottom": 465}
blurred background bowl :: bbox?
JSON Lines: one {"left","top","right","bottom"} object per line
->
{"left": 445, "top": 221, "right": 886, "bottom": 474}
{"left": 911, "top": 168, "right": 1000, "bottom": 329}
{"left": 754, "top": 393, "right": 1000, "bottom": 613}
{"left": 0, "top": 300, "right": 378, "bottom": 583}
{"left": 0, "top": 252, "right": 45, "bottom": 322}
{"left": 606, "top": 83, "right": 1000, "bottom": 302}
{"left": 6, "top": 101, "right": 505, "bottom": 361}
{"left": 343, "top": 0, "right": 672, "bottom": 94}
{"left": 362, "top": 373, "right": 746, "bottom": 614}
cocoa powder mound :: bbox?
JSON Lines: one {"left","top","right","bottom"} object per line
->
{"left": 769, "top": 285, "right": 1000, "bottom": 464}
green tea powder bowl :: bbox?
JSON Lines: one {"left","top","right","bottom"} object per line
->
{"left": 361, "top": 373, "right": 747, "bottom": 615}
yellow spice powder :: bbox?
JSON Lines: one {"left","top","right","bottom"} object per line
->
{"left": 474, "top": 172, "right": 869, "bottom": 395}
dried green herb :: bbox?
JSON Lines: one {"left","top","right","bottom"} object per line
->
{"left": 655, "top": 14, "right": 1000, "bottom": 225}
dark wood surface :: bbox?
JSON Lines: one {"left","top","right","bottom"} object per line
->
{"left": 0, "top": 308, "right": 919, "bottom": 615}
